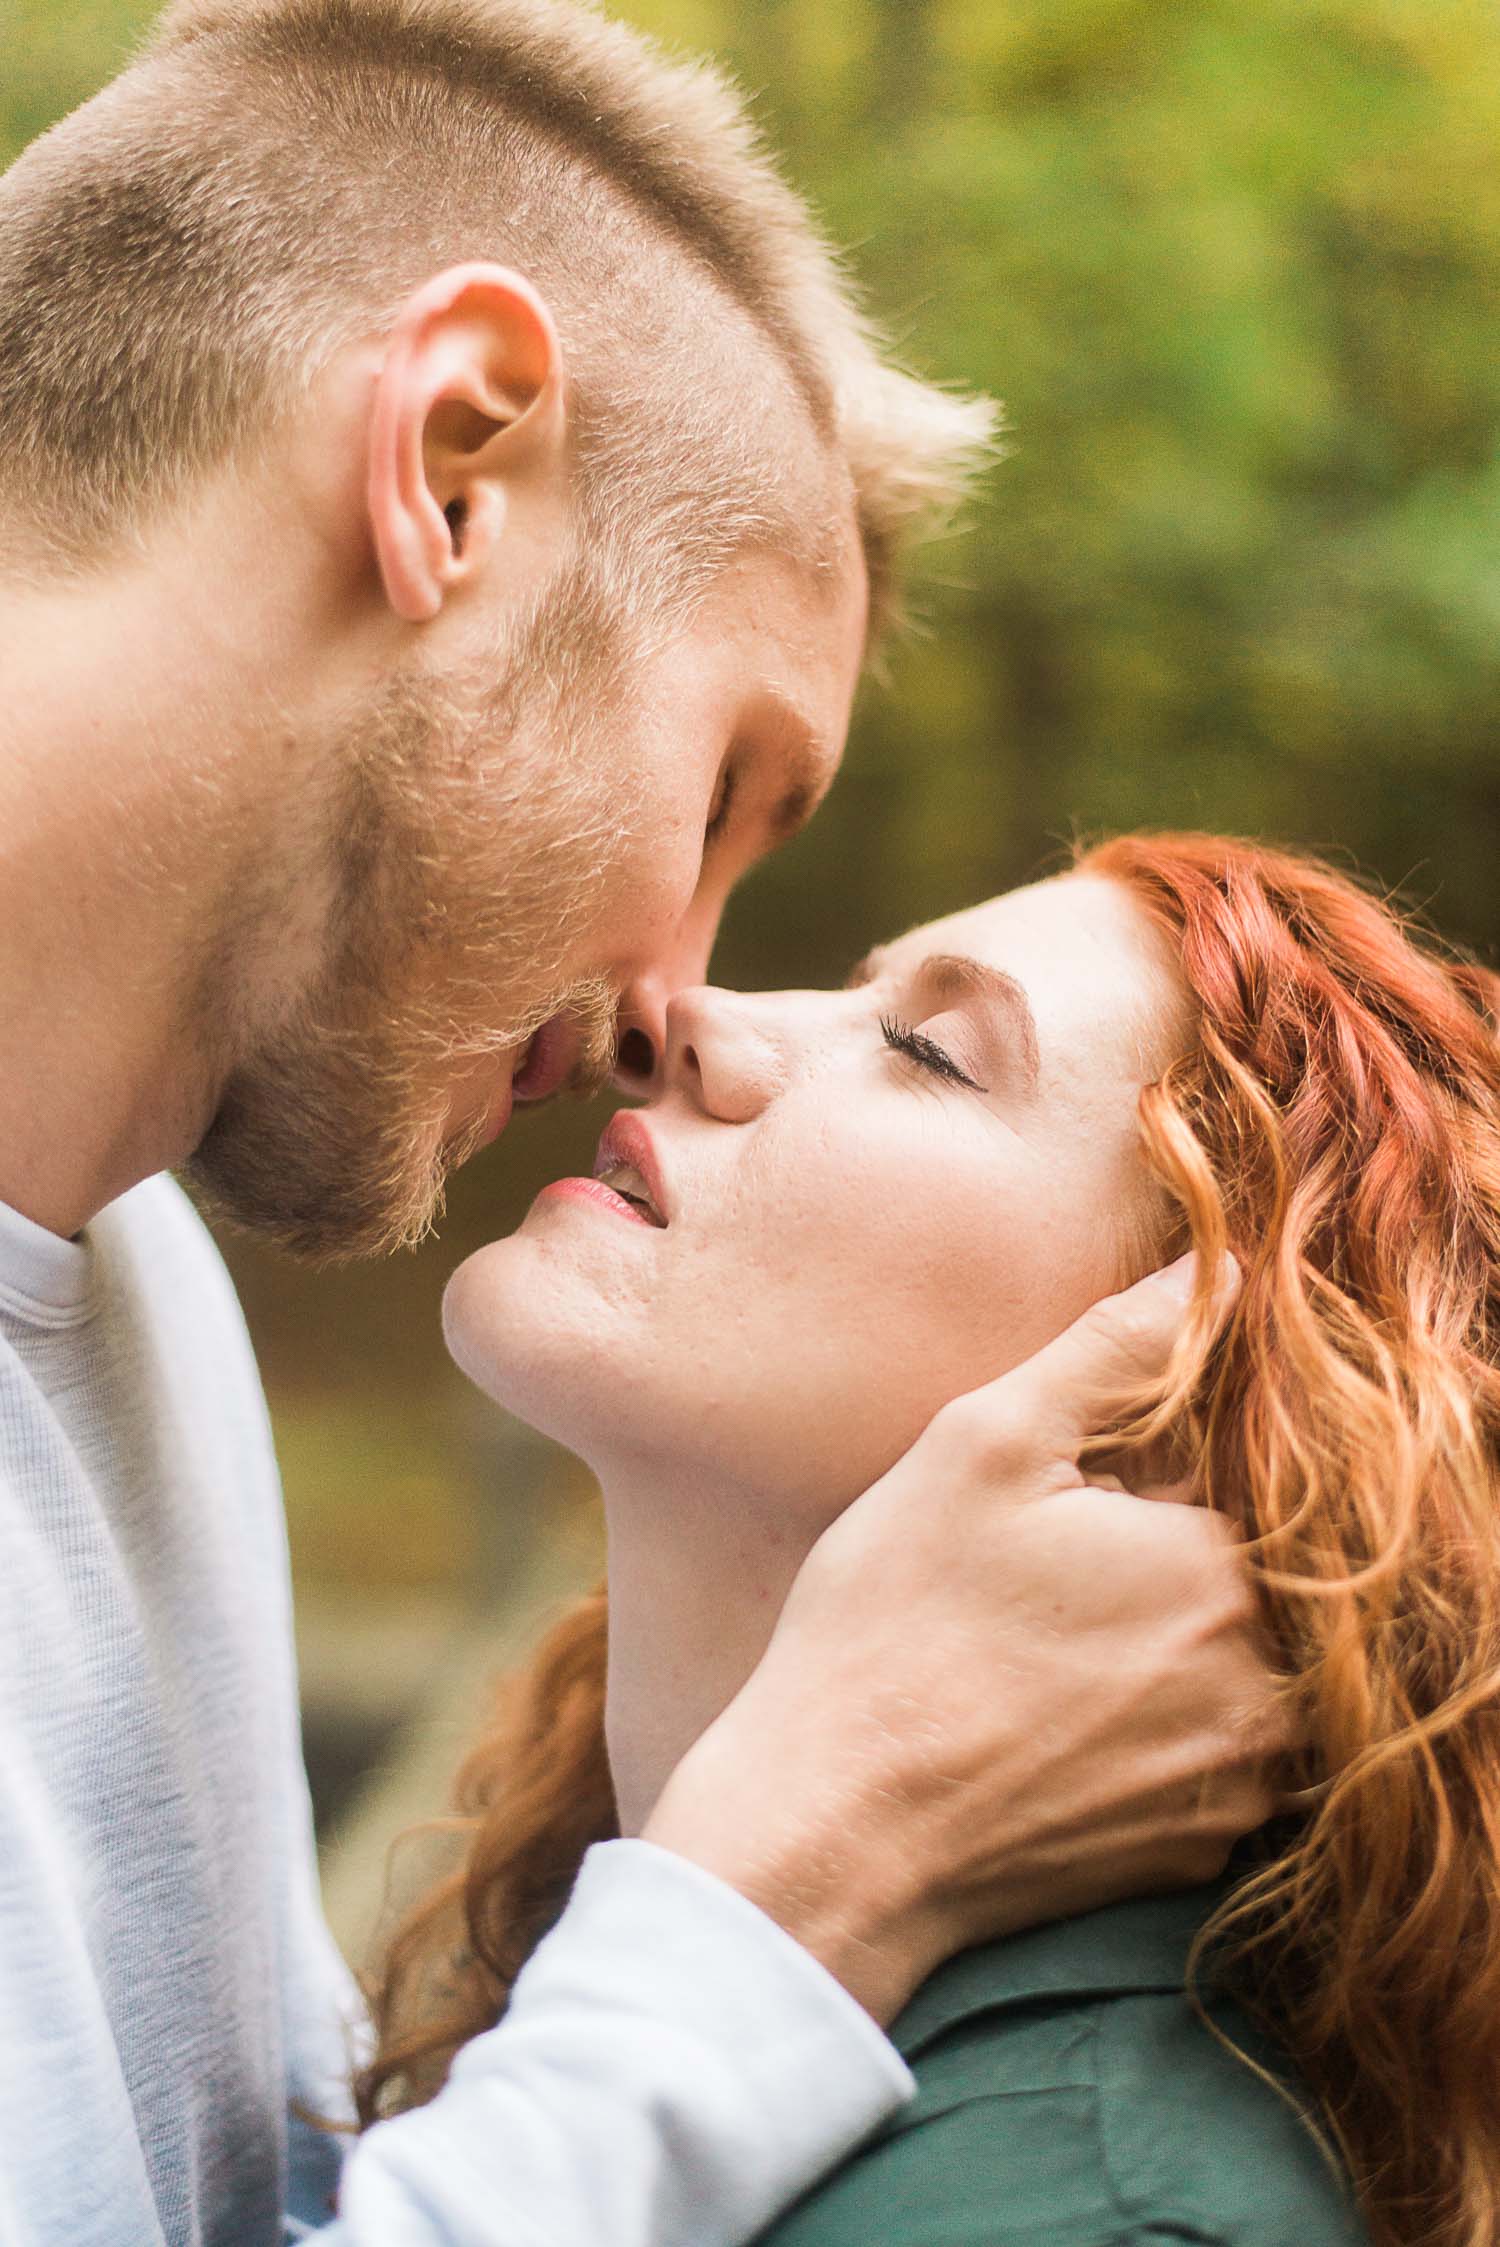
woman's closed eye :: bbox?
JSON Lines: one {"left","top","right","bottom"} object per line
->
{"left": 880, "top": 1013, "right": 989, "bottom": 1094}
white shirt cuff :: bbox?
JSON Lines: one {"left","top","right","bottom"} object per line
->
{"left": 332, "top": 1835, "right": 912, "bottom": 2247}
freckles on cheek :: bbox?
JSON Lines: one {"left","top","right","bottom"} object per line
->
{"left": 729, "top": 1105, "right": 1091, "bottom": 1377}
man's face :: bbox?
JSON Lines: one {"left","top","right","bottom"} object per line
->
{"left": 188, "top": 524, "right": 867, "bottom": 1262}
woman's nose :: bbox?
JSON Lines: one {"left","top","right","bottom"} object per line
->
{"left": 660, "top": 988, "right": 786, "bottom": 1124}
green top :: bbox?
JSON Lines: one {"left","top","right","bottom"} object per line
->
{"left": 757, "top": 1884, "right": 1368, "bottom": 2247}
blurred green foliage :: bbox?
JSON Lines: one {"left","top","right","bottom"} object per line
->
{"left": 634, "top": 0, "right": 1500, "bottom": 982}
{"left": 9, "top": 0, "right": 1499, "bottom": 1582}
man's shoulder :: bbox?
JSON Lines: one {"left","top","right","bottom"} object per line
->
{"left": 0, "top": 1169, "right": 280, "bottom": 1557}
{"left": 757, "top": 1895, "right": 1368, "bottom": 2247}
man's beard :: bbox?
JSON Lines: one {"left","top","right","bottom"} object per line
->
{"left": 188, "top": 560, "right": 636, "bottom": 1263}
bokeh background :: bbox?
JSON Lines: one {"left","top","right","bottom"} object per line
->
{"left": 10, "top": 0, "right": 1499, "bottom": 1938}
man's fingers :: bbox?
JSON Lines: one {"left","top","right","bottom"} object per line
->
{"left": 934, "top": 1251, "right": 1240, "bottom": 1483}
{"left": 1009, "top": 1250, "right": 1241, "bottom": 1457}
{"left": 1133, "top": 1476, "right": 1196, "bottom": 1507}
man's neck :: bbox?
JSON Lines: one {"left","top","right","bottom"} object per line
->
{"left": 600, "top": 1462, "right": 819, "bottom": 1834}
{"left": 0, "top": 513, "right": 347, "bottom": 1237}
{"left": 0, "top": 582, "right": 205, "bottom": 1232}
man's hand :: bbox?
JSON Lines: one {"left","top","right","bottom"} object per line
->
{"left": 643, "top": 1254, "right": 1284, "bottom": 2026}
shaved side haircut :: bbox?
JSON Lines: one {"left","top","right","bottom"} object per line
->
{"left": 0, "top": 0, "right": 993, "bottom": 623}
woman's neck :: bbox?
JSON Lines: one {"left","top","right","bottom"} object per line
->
{"left": 599, "top": 1460, "right": 820, "bottom": 1835}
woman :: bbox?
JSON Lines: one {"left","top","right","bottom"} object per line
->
{"left": 359, "top": 834, "right": 1500, "bottom": 2247}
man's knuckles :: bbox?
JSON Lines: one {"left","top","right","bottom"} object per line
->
{"left": 905, "top": 1275, "right": 1201, "bottom": 1497}
{"left": 923, "top": 1385, "right": 1048, "bottom": 1484}
{"left": 1051, "top": 1283, "right": 1194, "bottom": 1406}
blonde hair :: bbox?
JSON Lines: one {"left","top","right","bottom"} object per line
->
{"left": 0, "top": 0, "right": 993, "bottom": 617}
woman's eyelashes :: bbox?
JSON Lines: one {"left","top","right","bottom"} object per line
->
{"left": 879, "top": 1013, "right": 989, "bottom": 1094}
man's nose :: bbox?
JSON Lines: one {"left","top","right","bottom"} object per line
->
{"left": 611, "top": 969, "right": 673, "bottom": 1097}
{"left": 611, "top": 913, "right": 719, "bottom": 1097}
{"left": 659, "top": 988, "right": 785, "bottom": 1124}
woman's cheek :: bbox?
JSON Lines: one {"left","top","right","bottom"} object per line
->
{"left": 909, "top": 1185, "right": 1090, "bottom": 1395}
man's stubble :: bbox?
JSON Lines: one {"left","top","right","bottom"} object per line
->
{"left": 187, "top": 556, "right": 638, "bottom": 1264}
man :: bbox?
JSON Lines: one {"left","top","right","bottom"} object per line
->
{"left": 0, "top": 2, "right": 1278, "bottom": 2242}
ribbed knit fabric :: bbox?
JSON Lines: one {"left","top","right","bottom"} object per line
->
{"left": 0, "top": 1176, "right": 361, "bottom": 2247}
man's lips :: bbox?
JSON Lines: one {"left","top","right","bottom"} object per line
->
{"left": 475, "top": 1014, "right": 586, "bottom": 1150}
{"left": 513, "top": 1015, "right": 583, "bottom": 1105}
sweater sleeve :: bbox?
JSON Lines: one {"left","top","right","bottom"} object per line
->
{"left": 312, "top": 1839, "right": 914, "bottom": 2247}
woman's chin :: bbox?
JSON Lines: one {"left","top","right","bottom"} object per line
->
{"left": 440, "top": 1230, "right": 641, "bottom": 1459}
{"left": 443, "top": 1234, "right": 557, "bottom": 1391}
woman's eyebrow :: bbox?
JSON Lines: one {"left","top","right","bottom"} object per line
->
{"left": 921, "top": 954, "right": 1041, "bottom": 1088}
{"left": 845, "top": 946, "right": 1042, "bottom": 1089}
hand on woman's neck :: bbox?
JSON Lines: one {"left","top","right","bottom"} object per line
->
{"left": 600, "top": 1460, "right": 823, "bottom": 1834}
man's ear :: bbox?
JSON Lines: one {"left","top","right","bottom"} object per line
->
{"left": 367, "top": 262, "right": 567, "bottom": 624}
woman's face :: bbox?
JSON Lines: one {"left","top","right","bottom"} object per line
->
{"left": 444, "top": 872, "right": 1189, "bottom": 1513}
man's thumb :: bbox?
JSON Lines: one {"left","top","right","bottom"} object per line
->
{"left": 980, "top": 1251, "right": 1239, "bottom": 1471}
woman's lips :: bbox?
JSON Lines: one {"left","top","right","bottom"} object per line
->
{"left": 536, "top": 1175, "right": 660, "bottom": 1227}
{"left": 592, "top": 1112, "right": 670, "bottom": 1224}
{"left": 532, "top": 1112, "right": 672, "bottom": 1231}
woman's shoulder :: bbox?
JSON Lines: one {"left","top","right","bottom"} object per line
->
{"left": 755, "top": 1888, "right": 1368, "bottom": 2247}
{"left": 1086, "top": 1983, "right": 1364, "bottom": 2243}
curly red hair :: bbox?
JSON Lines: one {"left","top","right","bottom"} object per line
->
{"left": 359, "top": 834, "right": 1500, "bottom": 2247}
